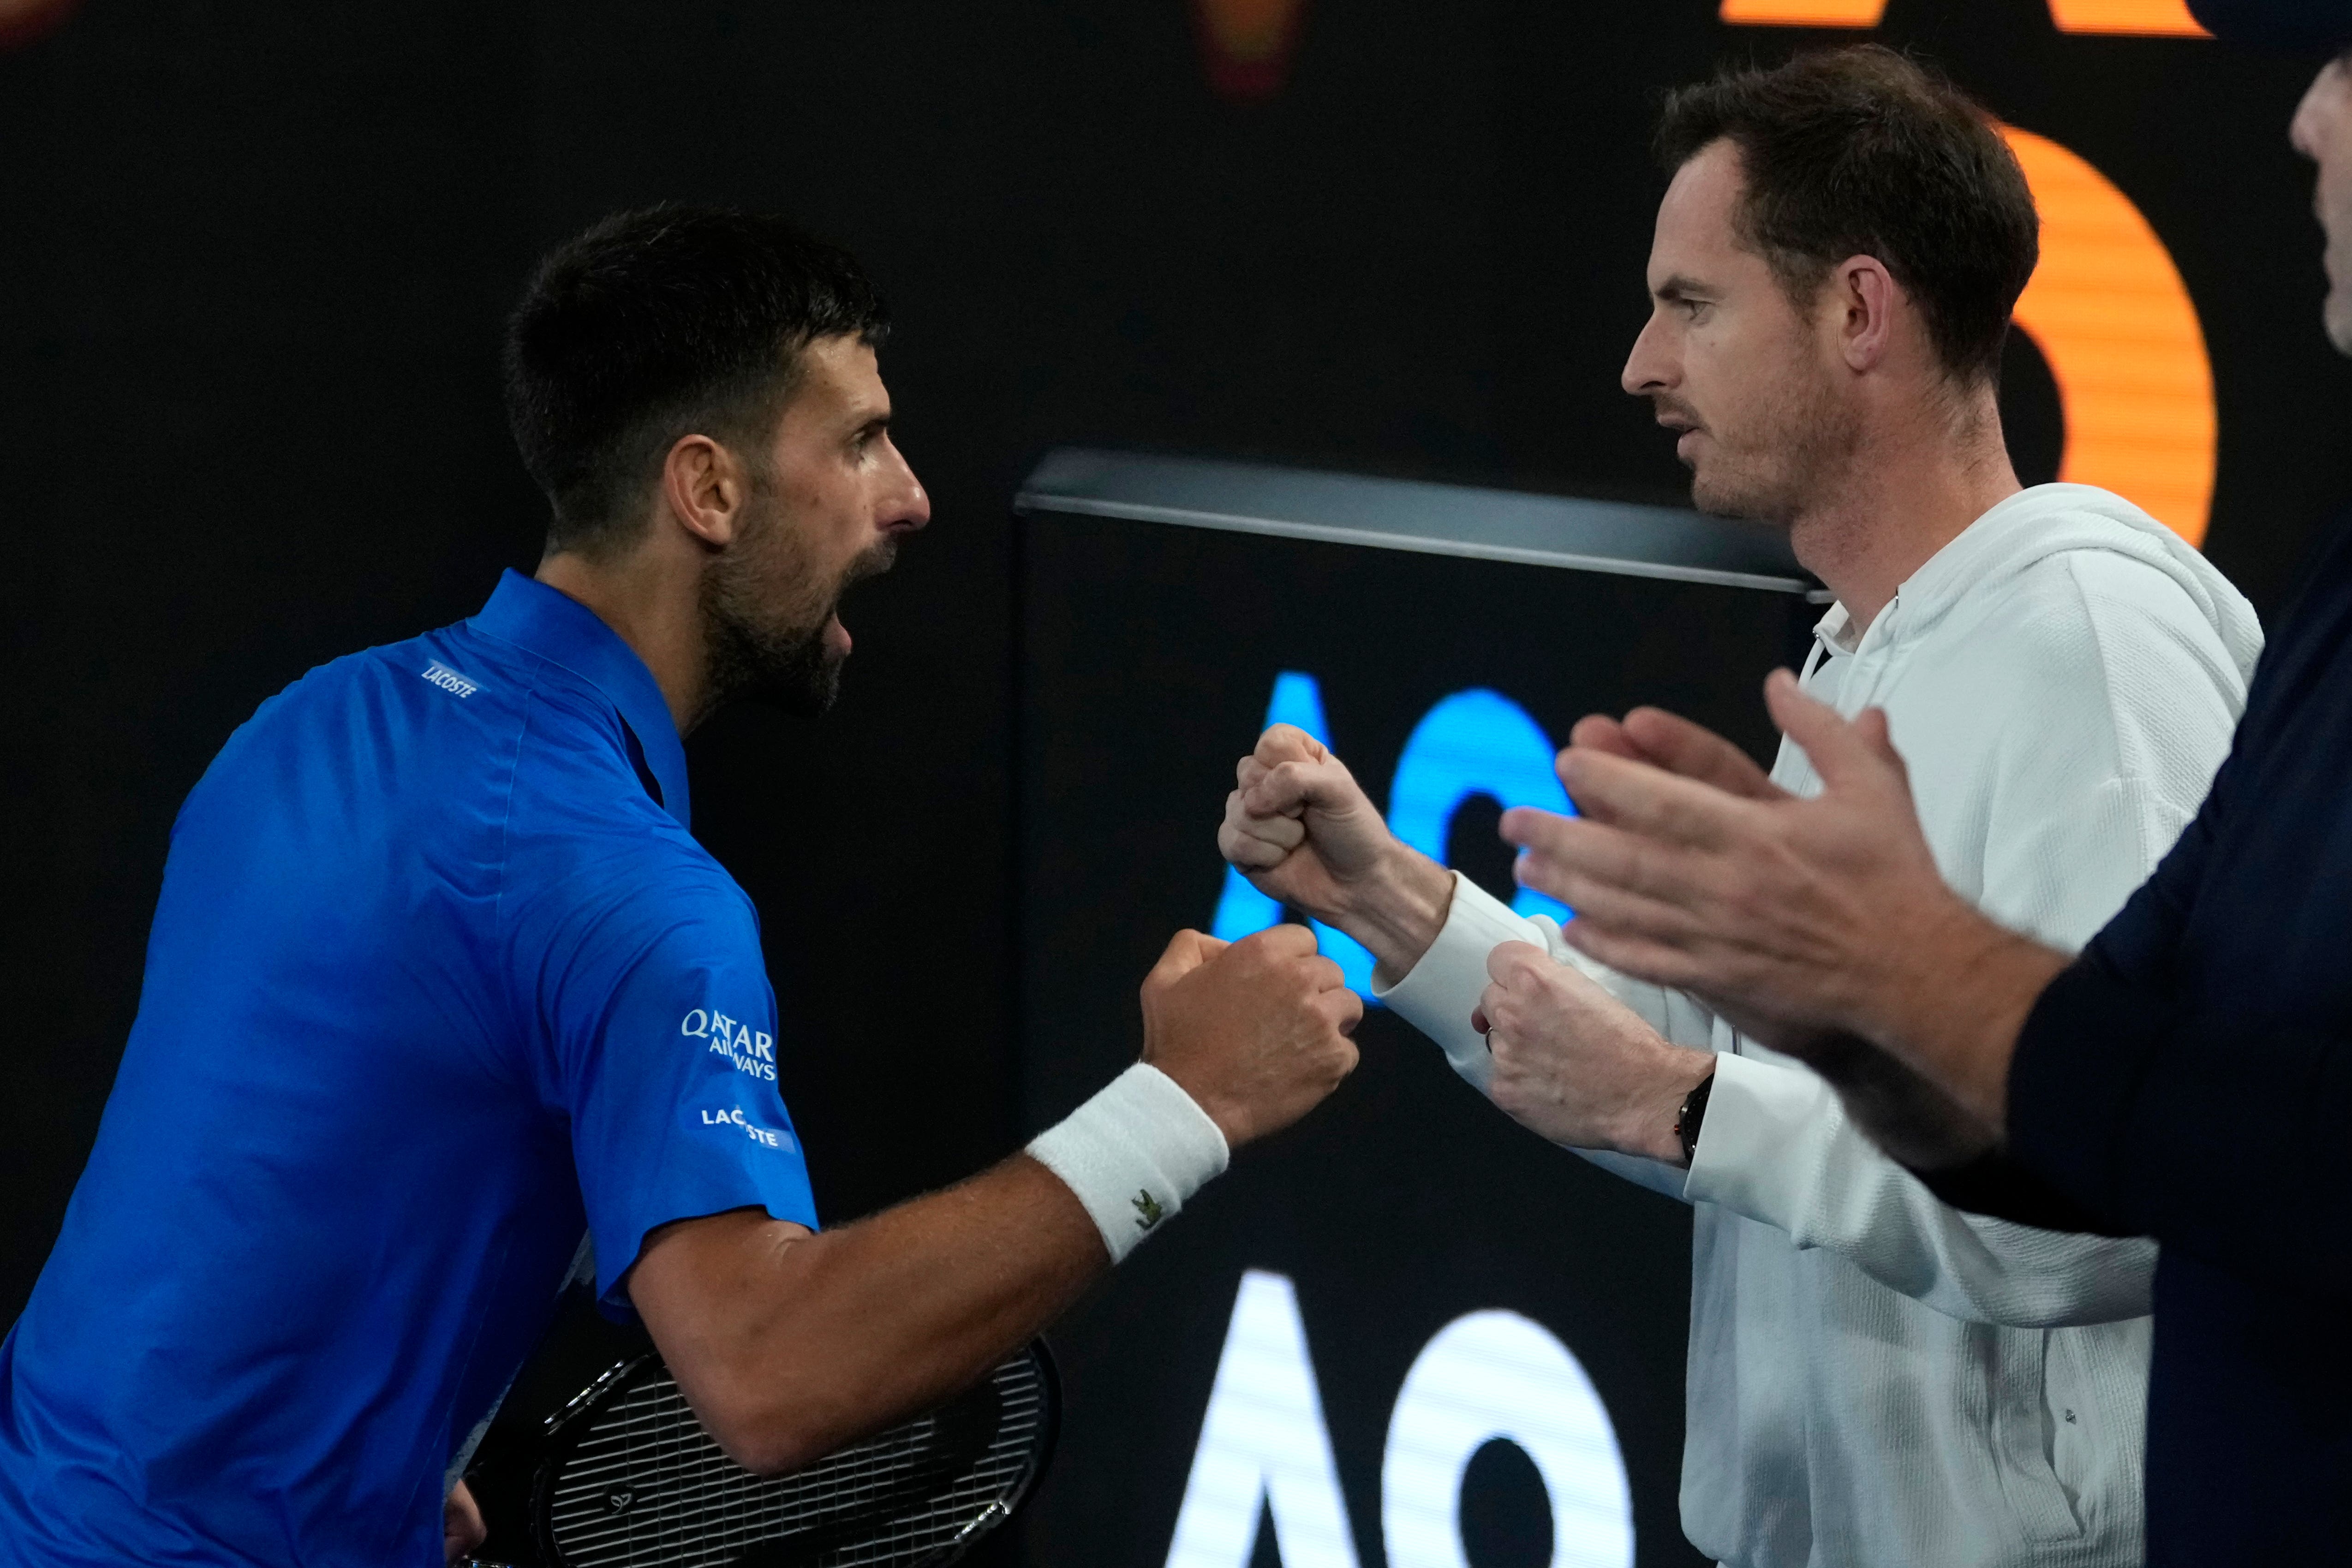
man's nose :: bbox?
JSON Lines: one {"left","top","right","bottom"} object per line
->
{"left": 883, "top": 442, "right": 931, "bottom": 534}
{"left": 1622, "top": 312, "right": 1671, "bottom": 397}
{"left": 2290, "top": 62, "right": 2335, "bottom": 162}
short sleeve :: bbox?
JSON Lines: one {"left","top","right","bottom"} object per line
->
{"left": 550, "top": 884, "right": 819, "bottom": 1314}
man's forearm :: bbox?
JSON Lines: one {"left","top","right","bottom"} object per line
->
{"left": 1796, "top": 1028, "right": 2001, "bottom": 1171}
{"left": 1866, "top": 897, "right": 2071, "bottom": 1130}
{"left": 633, "top": 1154, "right": 1104, "bottom": 1475}
{"left": 1343, "top": 842, "right": 1456, "bottom": 981}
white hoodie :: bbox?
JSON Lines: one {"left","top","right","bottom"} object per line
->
{"left": 1379, "top": 484, "right": 2263, "bottom": 1568}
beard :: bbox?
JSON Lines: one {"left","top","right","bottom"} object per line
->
{"left": 700, "top": 494, "right": 898, "bottom": 720}
{"left": 1673, "top": 364, "right": 1858, "bottom": 528}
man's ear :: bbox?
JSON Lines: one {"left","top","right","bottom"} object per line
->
{"left": 1831, "top": 254, "right": 1899, "bottom": 374}
{"left": 660, "top": 434, "right": 751, "bottom": 550}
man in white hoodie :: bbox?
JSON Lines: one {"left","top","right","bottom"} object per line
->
{"left": 1217, "top": 47, "right": 2263, "bottom": 1568}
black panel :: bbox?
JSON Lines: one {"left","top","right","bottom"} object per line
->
{"left": 1015, "top": 507, "right": 1815, "bottom": 1567}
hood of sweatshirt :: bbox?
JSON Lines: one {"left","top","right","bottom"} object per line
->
{"left": 1811, "top": 483, "right": 2264, "bottom": 686}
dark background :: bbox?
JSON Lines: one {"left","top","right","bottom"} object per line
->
{"left": 3, "top": 0, "right": 2346, "bottom": 1562}
{"left": 1015, "top": 512, "right": 1816, "bottom": 1566}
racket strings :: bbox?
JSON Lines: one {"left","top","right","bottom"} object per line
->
{"left": 544, "top": 1353, "right": 1047, "bottom": 1567}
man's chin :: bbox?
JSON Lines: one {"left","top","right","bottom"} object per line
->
{"left": 1688, "top": 467, "right": 1792, "bottom": 527}
{"left": 713, "top": 627, "right": 848, "bottom": 719}
{"left": 1688, "top": 475, "right": 1751, "bottom": 521}
{"left": 742, "top": 660, "right": 842, "bottom": 718}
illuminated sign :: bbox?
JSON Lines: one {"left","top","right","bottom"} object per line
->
{"left": 1718, "top": 0, "right": 2208, "bottom": 32}
{"left": 1165, "top": 1272, "right": 1360, "bottom": 1568}
{"left": 1211, "top": 672, "right": 1574, "bottom": 997}
{"left": 1165, "top": 1270, "right": 1634, "bottom": 1568}
{"left": 2001, "top": 125, "right": 2218, "bottom": 546}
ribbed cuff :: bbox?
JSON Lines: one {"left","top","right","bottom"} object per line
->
{"left": 1027, "top": 1063, "right": 1230, "bottom": 1263}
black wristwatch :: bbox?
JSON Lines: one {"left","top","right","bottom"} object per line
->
{"left": 1675, "top": 1069, "right": 1716, "bottom": 1166}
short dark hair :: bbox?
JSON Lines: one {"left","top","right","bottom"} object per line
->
{"left": 1656, "top": 47, "right": 2037, "bottom": 383}
{"left": 504, "top": 206, "right": 890, "bottom": 555}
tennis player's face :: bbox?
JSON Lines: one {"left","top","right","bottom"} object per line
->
{"left": 1621, "top": 139, "right": 1854, "bottom": 527}
{"left": 703, "top": 335, "right": 931, "bottom": 715}
{"left": 2292, "top": 56, "right": 2352, "bottom": 357}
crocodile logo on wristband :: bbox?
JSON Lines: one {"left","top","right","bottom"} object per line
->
{"left": 1132, "top": 1189, "right": 1168, "bottom": 1231}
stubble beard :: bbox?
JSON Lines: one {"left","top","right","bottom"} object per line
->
{"left": 1682, "top": 366, "right": 1857, "bottom": 529}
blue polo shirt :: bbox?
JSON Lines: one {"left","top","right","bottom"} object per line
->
{"left": 0, "top": 572, "right": 819, "bottom": 1567}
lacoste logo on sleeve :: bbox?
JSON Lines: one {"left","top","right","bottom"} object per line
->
{"left": 421, "top": 662, "right": 480, "bottom": 698}
{"left": 696, "top": 1103, "right": 798, "bottom": 1153}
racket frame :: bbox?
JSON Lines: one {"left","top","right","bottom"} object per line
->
{"left": 523, "top": 1341, "right": 1059, "bottom": 1568}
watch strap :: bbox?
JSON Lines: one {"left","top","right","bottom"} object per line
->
{"left": 1676, "top": 1068, "right": 1717, "bottom": 1166}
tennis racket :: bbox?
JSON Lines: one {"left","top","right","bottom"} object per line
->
{"left": 466, "top": 1339, "right": 1057, "bottom": 1568}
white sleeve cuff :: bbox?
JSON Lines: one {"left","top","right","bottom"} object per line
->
{"left": 1575, "top": 1147, "right": 1695, "bottom": 1201}
{"left": 1679, "top": 1049, "right": 1833, "bottom": 1231}
{"left": 1373, "top": 871, "right": 1550, "bottom": 1091}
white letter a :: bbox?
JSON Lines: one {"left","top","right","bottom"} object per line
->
{"left": 1164, "top": 1270, "right": 1361, "bottom": 1568}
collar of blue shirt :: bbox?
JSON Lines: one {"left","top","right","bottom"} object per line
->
{"left": 469, "top": 569, "right": 693, "bottom": 833}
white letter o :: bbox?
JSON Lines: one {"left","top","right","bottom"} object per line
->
{"left": 1380, "top": 1311, "right": 1633, "bottom": 1568}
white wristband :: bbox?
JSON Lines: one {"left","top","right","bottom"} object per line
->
{"left": 1027, "top": 1063, "right": 1230, "bottom": 1264}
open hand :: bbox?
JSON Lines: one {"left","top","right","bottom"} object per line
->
{"left": 1499, "top": 672, "right": 1943, "bottom": 1030}
{"left": 1569, "top": 704, "right": 1789, "bottom": 803}
{"left": 1499, "top": 671, "right": 2048, "bottom": 1124}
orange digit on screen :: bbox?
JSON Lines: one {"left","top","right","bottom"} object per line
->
{"left": 1717, "top": 0, "right": 1886, "bottom": 24}
{"left": 1720, "top": 0, "right": 2207, "bottom": 31}
{"left": 2046, "top": 0, "right": 2209, "bottom": 34}
{"left": 2001, "top": 125, "right": 2216, "bottom": 548}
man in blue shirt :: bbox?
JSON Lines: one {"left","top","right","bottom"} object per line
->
{"left": 0, "top": 207, "right": 1364, "bottom": 1566}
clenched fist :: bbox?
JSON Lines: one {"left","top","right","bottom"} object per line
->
{"left": 1476, "top": 942, "right": 1714, "bottom": 1164}
{"left": 1139, "top": 924, "right": 1363, "bottom": 1149}
{"left": 1217, "top": 725, "right": 1453, "bottom": 977}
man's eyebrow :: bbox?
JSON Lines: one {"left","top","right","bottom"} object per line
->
{"left": 1654, "top": 273, "right": 1714, "bottom": 302}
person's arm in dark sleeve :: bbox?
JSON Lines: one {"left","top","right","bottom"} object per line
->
{"left": 1775, "top": 1022, "right": 2139, "bottom": 1236}
{"left": 1912, "top": 1150, "right": 2138, "bottom": 1236}
{"left": 2006, "top": 945, "right": 2352, "bottom": 1300}
{"left": 1991, "top": 742, "right": 2352, "bottom": 1296}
